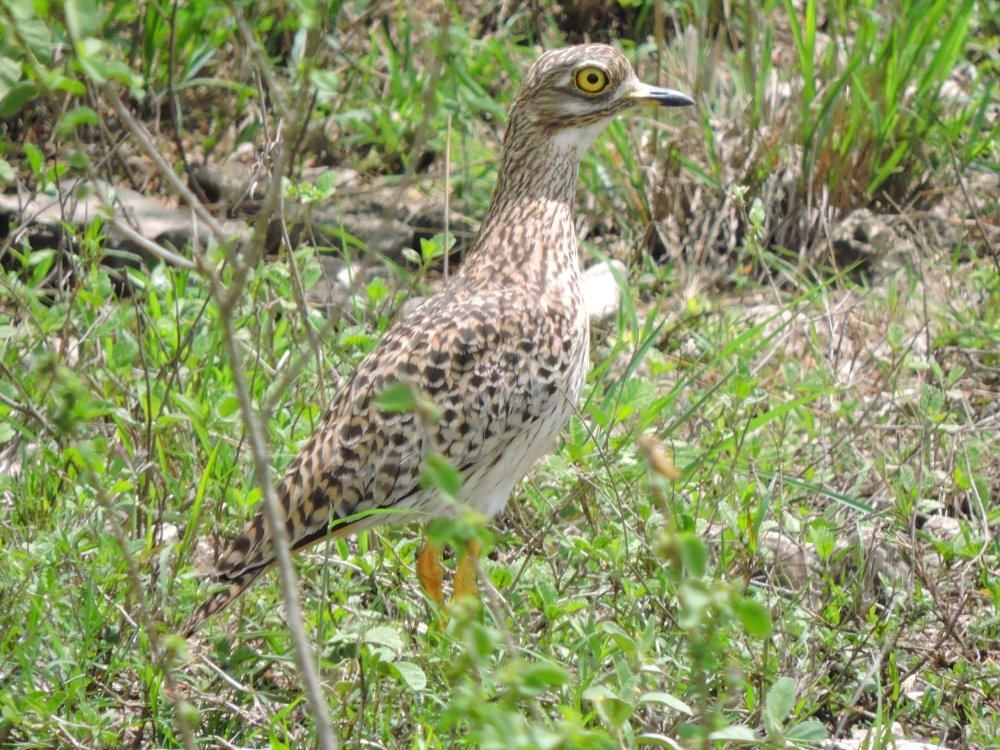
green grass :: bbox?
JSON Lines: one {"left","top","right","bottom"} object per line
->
{"left": 1, "top": 0, "right": 999, "bottom": 748}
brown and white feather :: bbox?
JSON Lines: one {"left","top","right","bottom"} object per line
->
{"left": 185, "top": 44, "right": 686, "bottom": 635}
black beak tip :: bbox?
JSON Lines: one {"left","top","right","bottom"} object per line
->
{"left": 655, "top": 91, "right": 696, "bottom": 108}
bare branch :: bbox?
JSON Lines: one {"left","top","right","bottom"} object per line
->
{"left": 103, "top": 86, "right": 235, "bottom": 254}
{"left": 202, "top": 41, "right": 340, "bottom": 750}
{"left": 105, "top": 216, "right": 200, "bottom": 272}
{"left": 218, "top": 310, "right": 338, "bottom": 750}
{"left": 228, "top": 3, "right": 290, "bottom": 120}
{"left": 89, "top": 478, "right": 199, "bottom": 750}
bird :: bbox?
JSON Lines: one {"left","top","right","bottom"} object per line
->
{"left": 184, "top": 43, "right": 693, "bottom": 636}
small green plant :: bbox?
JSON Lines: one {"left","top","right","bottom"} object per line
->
{"left": 0, "top": 1, "right": 998, "bottom": 747}
{"left": 640, "top": 436, "right": 773, "bottom": 747}
{"left": 759, "top": 677, "right": 829, "bottom": 747}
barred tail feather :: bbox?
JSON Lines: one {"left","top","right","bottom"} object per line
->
{"left": 183, "top": 517, "right": 372, "bottom": 637}
{"left": 183, "top": 565, "right": 271, "bottom": 637}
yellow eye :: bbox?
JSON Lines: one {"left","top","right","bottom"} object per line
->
{"left": 574, "top": 67, "right": 609, "bottom": 94}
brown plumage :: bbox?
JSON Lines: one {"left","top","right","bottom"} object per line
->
{"left": 184, "top": 44, "right": 693, "bottom": 635}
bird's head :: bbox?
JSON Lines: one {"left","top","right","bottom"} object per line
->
{"left": 507, "top": 44, "right": 695, "bottom": 153}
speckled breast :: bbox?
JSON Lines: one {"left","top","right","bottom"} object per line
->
{"left": 449, "top": 281, "right": 590, "bottom": 519}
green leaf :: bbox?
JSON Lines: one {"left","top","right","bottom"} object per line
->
{"left": 65, "top": 0, "right": 99, "bottom": 40}
{"left": 218, "top": 396, "right": 241, "bottom": 417}
{"left": 339, "top": 326, "right": 376, "bottom": 349}
{"left": 0, "top": 159, "right": 14, "bottom": 183}
{"left": 58, "top": 106, "right": 99, "bottom": 138}
{"left": 391, "top": 661, "right": 426, "bottom": 692}
{"left": 419, "top": 235, "right": 445, "bottom": 262}
{"left": 374, "top": 381, "right": 416, "bottom": 413}
{"left": 421, "top": 453, "right": 462, "bottom": 501}
{"left": 9, "top": 6, "right": 52, "bottom": 63}
{"left": 582, "top": 684, "right": 615, "bottom": 702}
{"left": 0, "top": 81, "right": 39, "bottom": 118}
{"left": 584, "top": 683, "right": 635, "bottom": 728}
{"left": 738, "top": 597, "right": 772, "bottom": 637}
{"left": 314, "top": 170, "right": 339, "bottom": 195}
{"left": 521, "top": 662, "right": 569, "bottom": 691}
{"left": 51, "top": 75, "right": 87, "bottom": 95}
{"left": 63, "top": 442, "right": 103, "bottom": 472}
{"left": 0, "top": 56, "right": 21, "bottom": 101}
{"left": 363, "top": 626, "right": 403, "bottom": 652}
{"left": 111, "top": 334, "right": 140, "bottom": 370}
{"left": 638, "top": 692, "right": 693, "bottom": 716}
{"left": 765, "top": 677, "right": 797, "bottom": 726}
{"left": 68, "top": 150, "right": 90, "bottom": 169}
{"left": 677, "top": 582, "right": 711, "bottom": 629}
{"left": 23, "top": 142, "right": 44, "bottom": 175}
{"left": 366, "top": 277, "right": 389, "bottom": 303}
{"left": 30, "top": 261, "right": 54, "bottom": 292}
{"left": 620, "top": 377, "right": 655, "bottom": 411}
{"left": 312, "top": 69, "right": 338, "bottom": 93}
{"left": 177, "top": 699, "right": 200, "bottom": 728}
{"left": 868, "top": 141, "right": 909, "bottom": 195}
{"left": 76, "top": 38, "right": 135, "bottom": 85}
{"left": 600, "top": 621, "right": 636, "bottom": 656}
{"left": 708, "top": 726, "right": 762, "bottom": 742}
{"left": 292, "top": 0, "right": 318, "bottom": 30}
{"left": 754, "top": 469, "right": 876, "bottom": 515}
{"left": 784, "top": 720, "right": 829, "bottom": 741}
{"left": 637, "top": 734, "right": 683, "bottom": 748}
{"left": 677, "top": 531, "right": 706, "bottom": 578}
{"left": 466, "top": 622, "right": 496, "bottom": 662}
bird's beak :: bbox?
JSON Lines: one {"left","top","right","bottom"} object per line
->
{"left": 628, "top": 81, "right": 695, "bottom": 108}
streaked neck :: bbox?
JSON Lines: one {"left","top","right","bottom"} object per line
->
{"left": 457, "top": 118, "right": 589, "bottom": 290}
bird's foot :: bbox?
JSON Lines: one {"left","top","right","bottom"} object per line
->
{"left": 416, "top": 541, "right": 445, "bottom": 607}
{"left": 453, "top": 539, "right": 482, "bottom": 603}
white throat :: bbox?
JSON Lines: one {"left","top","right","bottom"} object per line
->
{"left": 550, "top": 118, "right": 611, "bottom": 155}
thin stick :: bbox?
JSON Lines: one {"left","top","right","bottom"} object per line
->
{"left": 90, "top": 480, "right": 198, "bottom": 750}
{"left": 103, "top": 87, "right": 232, "bottom": 254}
{"left": 472, "top": 556, "right": 543, "bottom": 723}
{"left": 0, "top": 360, "right": 55, "bottom": 432}
{"left": 444, "top": 114, "right": 452, "bottom": 281}
{"left": 210, "top": 82, "right": 339, "bottom": 750}
{"left": 115, "top": 19, "right": 339, "bottom": 743}
{"left": 167, "top": 0, "right": 209, "bottom": 205}
{"left": 220, "top": 311, "right": 338, "bottom": 750}
{"left": 106, "top": 216, "right": 199, "bottom": 271}
{"left": 228, "top": 3, "right": 289, "bottom": 120}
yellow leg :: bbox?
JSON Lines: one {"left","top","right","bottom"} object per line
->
{"left": 417, "top": 541, "right": 445, "bottom": 606}
{"left": 453, "top": 539, "right": 482, "bottom": 602}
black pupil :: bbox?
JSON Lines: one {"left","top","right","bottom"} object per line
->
{"left": 587, "top": 73, "right": 600, "bottom": 85}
